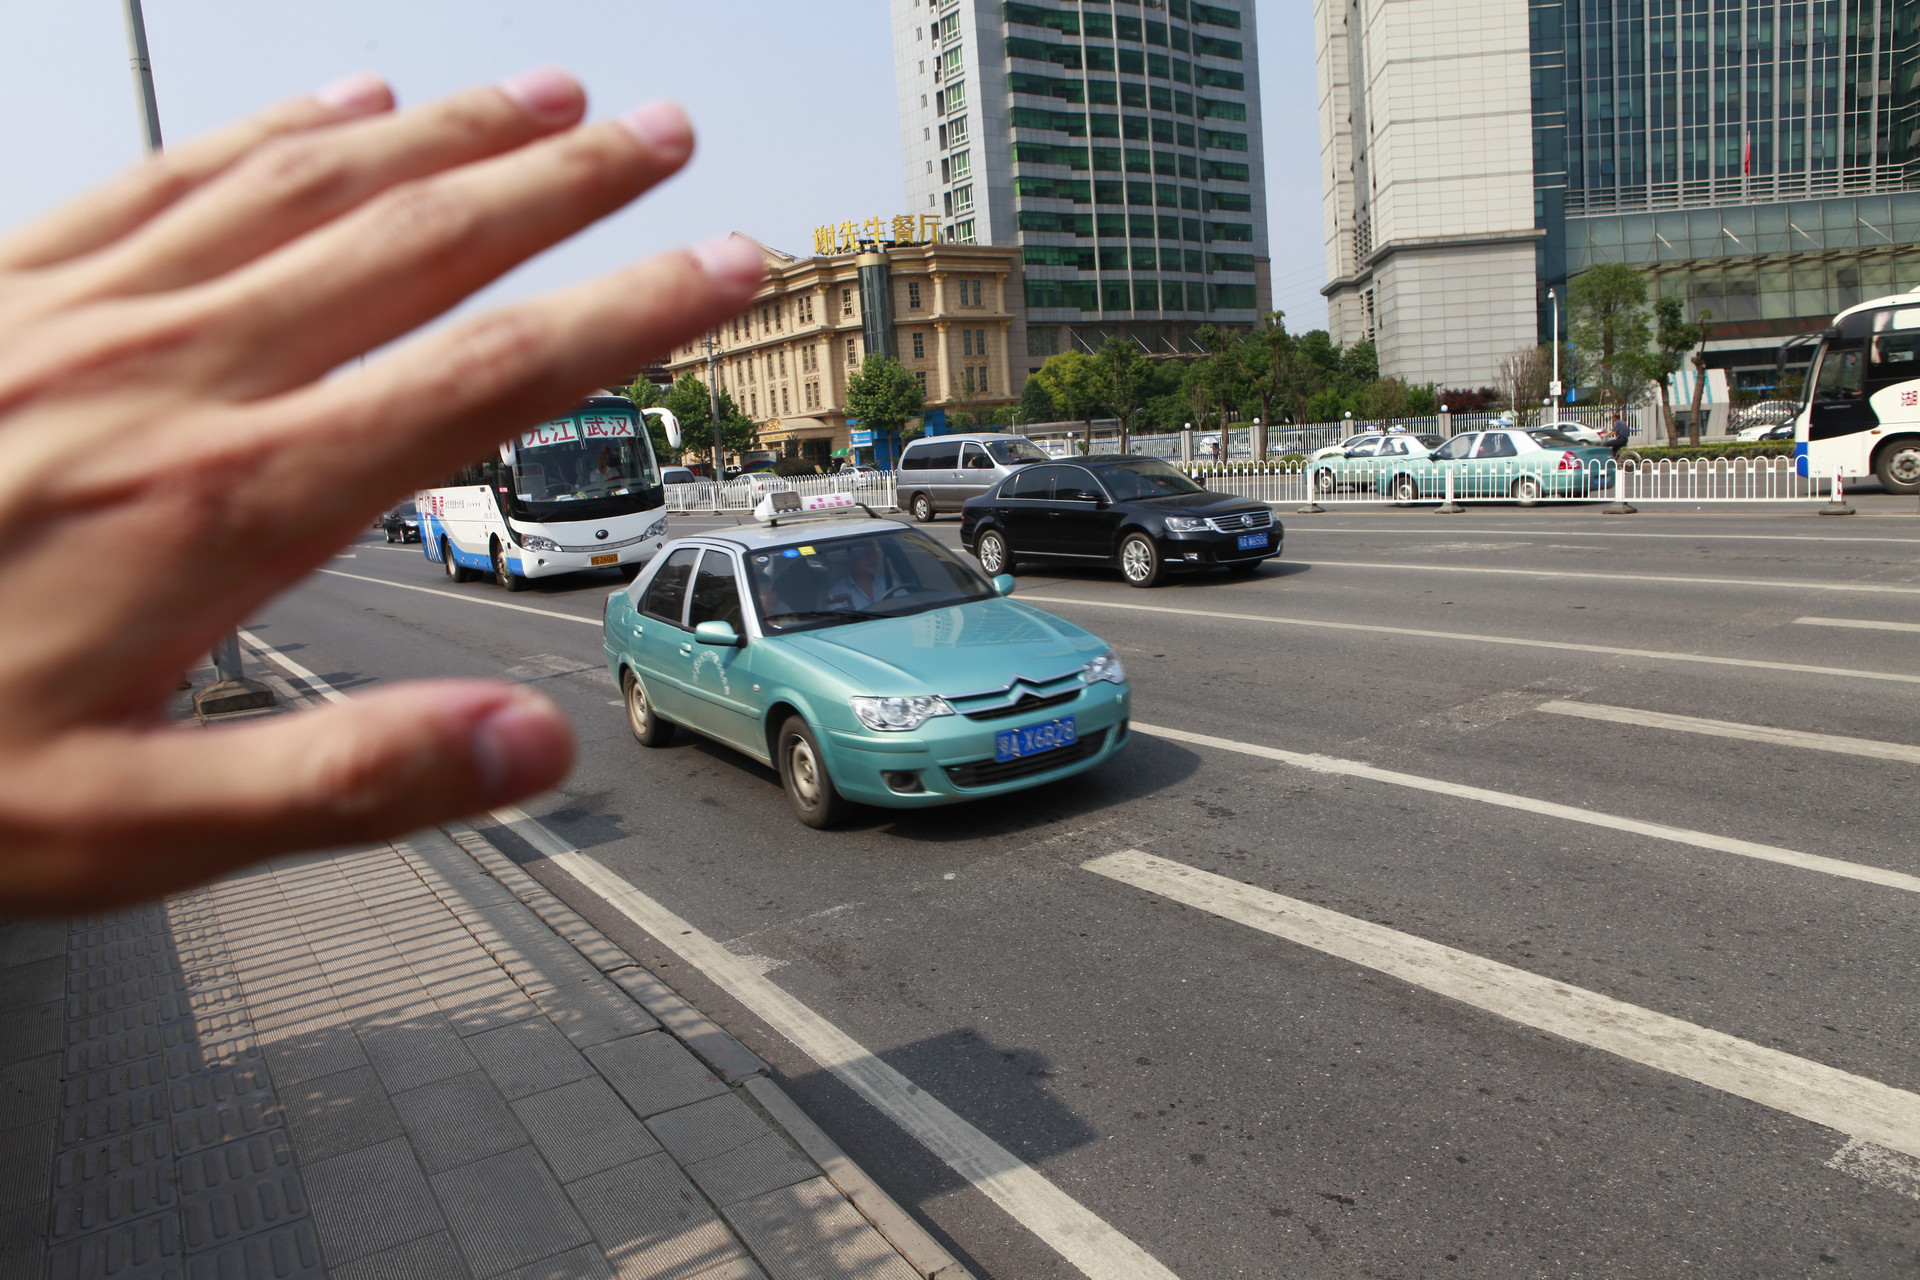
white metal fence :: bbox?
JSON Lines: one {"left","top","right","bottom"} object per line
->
{"left": 664, "top": 474, "right": 899, "bottom": 515}
{"left": 1188, "top": 455, "right": 1824, "bottom": 507}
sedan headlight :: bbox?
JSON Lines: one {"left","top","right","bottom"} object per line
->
{"left": 1081, "top": 650, "right": 1126, "bottom": 685}
{"left": 850, "top": 696, "right": 955, "bottom": 732}
{"left": 521, "top": 536, "right": 561, "bottom": 552}
{"left": 644, "top": 517, "right": 669, "bottom": 539}
{"left": 1163, "top": 515, "right": 1210, "bottom": 533}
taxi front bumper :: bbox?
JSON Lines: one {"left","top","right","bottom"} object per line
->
{"left": 820, "top": 681, "right": 1130, "bottom": 807}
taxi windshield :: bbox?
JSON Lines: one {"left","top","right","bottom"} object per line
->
{"left": 746, "top": 528, "right": 995, "bottom": 634}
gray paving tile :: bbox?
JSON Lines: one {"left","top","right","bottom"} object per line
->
{"left": 431, "top": 971, "right": 544, "bottom": 1037}
{"left": 302, "top": 1136, "right": 443, "bottom": 1266}
{"left": 278, "top": 1067, "right": 405, "bottom": 1164}
{"left": 721, "top": 1177, "right": 920, "bottom": 1280}
{"left": 510, "top": 1078, "right": 661, "bottom": 1184}
{"left": 0, "top": 1051, "right": 61, "bottom": 1131}
{"left": 177, "top": 1130, "right": 308, "bottom": 1254}
{"left": 48, "top": 1122, "right": 178, "bottom": 1243}
{"left": 0, "top": 918, "right": 67, "bottom": 968}
{"left": 182, "top": 1220, "right": 324, "bottom": 1280}
{"left": 0, "top": 955, "right": 64, "bottom": 1013}
{"left": 583, "top": 1035, "right": 726, "bottom": 1120}
{"left": 0, "top": 1200, "right": 48, "bottom": 1280}
{"left": 565, "top": 1154, "right": 749, "bottom": 1280}
{"left": 2, "top": 999, "right": 64, "bottom": 1068}
{"left": 169, "top": 1061, "right": 283, "bottom": 1157}
{"left": 0, "top": 1118, "right": 57, "bottom": 1208}
{"left": 644, "top": 1095, "right": 773, "bottom": 1169}
{"left": 326, "top": 1230, "right": 471, "bottom": 1280}
{"left": 256, "top": 1018, "right": 368, "bottom": 1086}
{"left": 493, "top": 1244, "right": 616, "bottom": 1280}
{"left": 682, "top": 1136, "right": 819, "bottom": 1210}
{"left": 431, "top": 1146, "right": 592, "bottom": 1278}
{"left": 528, "top": 977, "right": 659, "bottom": 1051}
{"left": 355, "top": 1012, "right": 478, "bottom": 1094}
{"left": 465, "top": 1019, "right": 595, "bottom": 1102}
{"left": 684, "top": 1257, "right": 768, "bottom": 1280}
{"left": 391, "top": 1072, "right": 528, "bottom": 1175}
{"left": 43, "top": 1209, "right": 183, "bottom": 1280}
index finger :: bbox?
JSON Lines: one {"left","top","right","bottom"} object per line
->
{"left": 0, "top": 73, "right": 393, "bottom": 272}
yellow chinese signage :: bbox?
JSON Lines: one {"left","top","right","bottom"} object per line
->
{"left": 812, "top": 215, "right": 944, "bottom": 256}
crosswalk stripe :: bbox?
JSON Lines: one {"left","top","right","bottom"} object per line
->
{"left": 1129, "top": 721, "right": 1920, "bottom": 895}
{"left": 1539, "top": 700, "right": 1920, "bottom": 764}
{"left": 1083, "top": 850, "right": 1920, "bottom": 1160}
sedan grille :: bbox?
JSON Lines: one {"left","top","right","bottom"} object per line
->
{"left": 944, "top": 730, "right": 1108, "bottom": 788}
{"left": 1206, "top": 509, "right": 1273, "bottom": 533}
{"left": 960, "top": 689, "right": 1082, "bottom": 722}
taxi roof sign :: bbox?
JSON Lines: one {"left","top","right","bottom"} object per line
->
{"left": 753, "top": 490, "right": 873, "bottom": 526}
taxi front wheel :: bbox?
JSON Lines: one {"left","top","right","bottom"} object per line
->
{"left": 778, "top": 716, "right": 852, "bottom": 829}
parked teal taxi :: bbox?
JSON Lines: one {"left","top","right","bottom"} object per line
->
{"left": 603, "top": 496, "right": 1131, "bottom": 827}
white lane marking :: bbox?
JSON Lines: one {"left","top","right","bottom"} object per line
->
{"left": 1826, "top": 1139, "right": 1920, "bottom": 1201}
{"left": 1083, "top": 850, "right": 1920, "bottom": 1161}
{"left": 1021, "top": 595, "right": 1920, "bottom": 687}
{"left": 1128, "top": 721, "right": 1920, "bottom": 895}
{"left": 1300, "top": 559, "right": 1920, "bottom": 594}
{"left": 1539, "top": 700, "right": 1920, "bottom": 765}
{"left": 1302, "top": 526, "right": 1920, "bottom": 545}
{"left": 1796, "top": 616, "right": 1920, "bottom": 634}
{"left": 237, "top": 630, "right": 349, "bottom": 704}
{"left": 316, "top": 569, "right": 599, "bottom": 626}
{"left": 490, "top": 806, "right": 1182, "bottom": 1280}
{"left": 333, "top": 553, "right": 356, "bottom": 559}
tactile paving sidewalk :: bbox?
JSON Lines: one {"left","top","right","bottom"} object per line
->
{"left": 0, "top": 829, "right": 927, "bottom": 1280}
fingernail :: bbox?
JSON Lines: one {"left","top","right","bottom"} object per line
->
{"left": 619, "top": 100, "right": 692, "bottom": 157}
{"left": 499, "top": 66, "right": 583, "bottom": 123}
{"left": 469, "top": 692, "right": 571, "bottom": 802}
{"left": 692, "top": 235, "right": 765, "bottom": 291}
{"left": 315, "top": 71, "right": 390, "bottom": 116}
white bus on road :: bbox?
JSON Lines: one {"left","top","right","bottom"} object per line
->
{"left": 419, "top": 395, "right": 680, "bottom": 590}
{"left": 1798, "top": 290, "right": 1920, "bottom": 494}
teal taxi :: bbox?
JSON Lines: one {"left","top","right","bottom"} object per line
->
{"left": 603, "top": 493, "right": 1131, "bottom": 827}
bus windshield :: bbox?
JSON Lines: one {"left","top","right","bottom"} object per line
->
{"left": 496, "top": 401, "right": 662, "bottom": 522}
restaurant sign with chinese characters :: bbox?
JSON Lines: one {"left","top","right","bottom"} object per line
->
{"left": 813, "top": 215, "right": 943, "bottom": 256}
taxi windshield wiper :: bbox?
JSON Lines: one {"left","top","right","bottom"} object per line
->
{"left": 781, "top": 608, "right": 888, "bottom": 622}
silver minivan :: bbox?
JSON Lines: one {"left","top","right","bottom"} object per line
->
{"left": 896, "top": 432, "right": 1050, "bottom": 522}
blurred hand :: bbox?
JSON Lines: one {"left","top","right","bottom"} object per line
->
{"left": 0, "top": 69, "right": 763, "bottom": 910}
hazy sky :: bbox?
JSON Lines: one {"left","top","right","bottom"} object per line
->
{"left": 4, "top": 1, "right": 1328, "bottom": 335}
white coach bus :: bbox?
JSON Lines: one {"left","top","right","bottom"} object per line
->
{"left": 419, "top": 394, "right": 681, "bottom": 590}
{"left": 1796, "top": 290, "right": 1920, "bottom": 494}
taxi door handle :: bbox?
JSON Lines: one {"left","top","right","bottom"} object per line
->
{"left": 679, "top": 643, "right": 693, "bottom": 656}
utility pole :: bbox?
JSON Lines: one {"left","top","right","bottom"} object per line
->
{"left": 701, "top": 333, "right": 725, "bottom": 478}
{"left": 124, "top": 0, "right": 273, "bottom": 715}
{"left": 1547, "top": 287, "right": 1563, "bottom": 427}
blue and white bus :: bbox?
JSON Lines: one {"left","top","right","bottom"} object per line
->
{"left": 420, "top": 394, "right": 681, "bottom": 590}
{"left": 1798, "top": 290, "right": 1920, "bottom": 495}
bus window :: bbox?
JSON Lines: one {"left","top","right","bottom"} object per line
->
{"left": 1870, "top": 307, "right": 1920, "bottom": 386}
{"left": 1814, "top": 344, "right": 1863, "bottom": 400}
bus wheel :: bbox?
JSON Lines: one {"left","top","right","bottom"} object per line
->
{"left": 493, "top": 542, "right": 527, "bottom": 592}
{"left": 442, "top": 538, "right": 473, "bottom": 583}
{"left": 1874, "top": 439, "right": 1920, "bottom": 495}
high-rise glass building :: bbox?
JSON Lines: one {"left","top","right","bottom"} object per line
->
{"left": 1320, "top": 0, "right": 1918, "bottom": 391}
{"left": 891, "top": 0, "right": 1272, "bottom": 378}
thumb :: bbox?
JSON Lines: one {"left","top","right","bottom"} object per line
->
{"left": 2, "top": 681, "right": 573, "bottom": 912}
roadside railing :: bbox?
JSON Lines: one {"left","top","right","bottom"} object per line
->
{"left": 664, "top": 474, "right": 899, "bottom": 515}
{"left": 1187, "top": 455, "right": 1826, "bottom": 507}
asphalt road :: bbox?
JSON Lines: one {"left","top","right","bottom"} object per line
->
{"left": 258, "top": 497, "right": 1920, "bottom": 1279}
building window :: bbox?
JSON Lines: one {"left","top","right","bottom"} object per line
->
{"left": 950, "top": 149, "right": 971, "bottom": 180}
{"left": 948, "top": 115, "right": 968, "bottom": 146}
{"left": 847, "top": 339, "right": 859, "bottom": 367}
{"left": 963, "top": 367, "right": 975, "bottom": 393}
{"left": 955, "top": 219, "right": 976, "bottom": 244}
{"left": 782, "top": 387, "right": 790, "bottom": 414}
{"left": 751, "top": 392, "right": 759, "bottom": 416}
{"left": 953, "top": 185, "right": 973, "bottom": 213}
{"left": 908, "top": 281, "right": 922, "bottom": 309}
{"left": 962, "top": 330, "right": 973, "bottom": 357}
{"left": 913, "top": 331, "right": 926, "bottom": 358}
{"left": 842, "top": 287, "right": 855, "bottom": 317}
{"left": 778, "top": 351, "right": 787, "bottom": 376}
{"left": 973, "top": 280, "right": 984, "bottom": 306}
{"left": 916, "top": 370, "right": 928, "bottom": 393}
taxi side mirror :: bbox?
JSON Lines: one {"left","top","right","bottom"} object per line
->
{"left": 694, "top": 621, "right": 743, "bottom": 647}
{"left": 993, "top": 574, "right": 1016, "bottom": 597}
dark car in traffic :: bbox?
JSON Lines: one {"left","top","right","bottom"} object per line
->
{"left": 380, "top": 500, "right": 420, "bottom": 543}
{"left": 960, "top": 455, "right": 1282, "bottom": 587}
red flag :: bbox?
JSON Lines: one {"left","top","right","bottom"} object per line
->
{"left": 1743, "top": 131, "right": 1752, "bottom": 175}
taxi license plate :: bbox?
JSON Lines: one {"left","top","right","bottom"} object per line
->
{"left": 996, "top": 716, "right": 1076, "bottom": 762}
{"left": 1237, "top": 532, "right": 1269, "bottom": 551}
{"left": 590, "top": 553, "right": 619, "bottom": 566}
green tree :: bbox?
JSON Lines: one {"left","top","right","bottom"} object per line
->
{"left": 1356, "top": 376, "right": 1414, "bottom": 422}
{"left": 845, "top": 354, "right": 925, "bottom": 451}
{"left": 1304, "top": 388, "right": 1348, "bottom": 423}
{"left": 1686, "top": 308, "right": 1715, "bottom": 447}
{"left": 1569, "top": 263, "right": 1653, "bottom": 410}
{"left": 1241, "top": 312, "right": 1325, "bottom": 433}
{"left": 1646, "top": 296, "right": 1705, "bottom": 446}
{"left": 1095, "top": 334, "right": 1151, "bottom": 452}
{"left": 620, "top": 378, "right": 677, "bottom": 463}
{"left": 1338, "top": 338, "right": 1378, "bottom": 387}
{"left": 663, "top": 373, "right": 754, "bottom": 472}
{"left": 1032, "top": 349, "right": 1106, "bottom": 452}
{"left": 1016, "top": 373, "right": 1059, "bottom": 424}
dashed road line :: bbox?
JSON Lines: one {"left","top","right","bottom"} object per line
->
{"left": 1129, "top": 720, "right": 1920, "bottom": 894}
{"left": 1539, "top": 700, "right": 1920, "bottom": 765}
{"left": 1298, "top": 559, "right": 1920, "bottom": 594}
{"left": 317, "top": 568, "right": 599, "bottom": 626}
{"left": 1022, "top": 595, "right": 1920, "bottom": 686}
{"left": 1083, "top": 850, "right": 1920, "bottom": 1160}
{"left": 1795, "top": 616, "right": 1920, "bottom": 634}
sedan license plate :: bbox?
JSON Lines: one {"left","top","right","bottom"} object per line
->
{"left": 996, "top": 716, "right": 1076, "bottom": 763}
{"left": 590, "top": 553, "right": 619, "bottom": 566}
{"left": 1237, "top": 532, "right": 1269, "bottom": 551}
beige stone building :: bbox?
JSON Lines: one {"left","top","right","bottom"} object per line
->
{"left": 662, "top": 236, "right": 1021, "bottom": 470}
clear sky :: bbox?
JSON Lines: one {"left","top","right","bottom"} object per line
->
{"left": 4, "top": 1, "right": 1327, "bottom": 335}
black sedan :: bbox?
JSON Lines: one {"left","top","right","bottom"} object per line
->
{"left": 959, "top": 455, "right": 1281, "bottom": 587}
{"left": 380, "top": 500, "right": 420, "bottom": 543}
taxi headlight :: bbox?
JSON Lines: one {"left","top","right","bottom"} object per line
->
{"left": 1163, "top": 516, "right": 1209, "bottom": 532}
{"left": 522, "top": 536, "right": 561, "bottom": 552}
{"left": 1080, "top": 650, "right": 1126, "bottom": 685}
{"left": 850, "top": 696, "right": 955, "bottom": 732}
{"left": 644, "top": 517, "right": 669, "bottom": 539}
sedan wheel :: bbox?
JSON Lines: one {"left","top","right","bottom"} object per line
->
{"left": 778, "top": 716, "right": 852, "bottom": 829}
{"left": 1511, "top": 476, "right": 1544, "bottom": 507}
{"left": 976, "top": 529, "right": 1012, "bottom": 575}
{"left": 623, "top": 670, "right": 674, "bottom": 747}
{"left": 911, "top": 493, "right": 935, "bottom": 523}
{"left": 1119, "top": 532, "right": 1163, "bottom": 588}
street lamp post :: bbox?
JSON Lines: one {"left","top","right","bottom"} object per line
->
{"left": 702, "top": 333, "right": 724, "bottom": 478}
{"left": 121, "top": 0, "right": 163, "bottom": 152}
{"left": 1547, "top": 288, "right": 1563, "bottom": 427}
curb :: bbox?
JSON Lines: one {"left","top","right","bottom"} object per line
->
{"left": 440, "top": 820, "right": 973, "bottom": 1280}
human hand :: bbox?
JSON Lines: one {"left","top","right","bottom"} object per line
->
{"left": 0, "top": 69, "right": 764, "bottom": 910}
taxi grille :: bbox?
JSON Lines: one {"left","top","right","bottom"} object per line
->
{"left": 960, "top": 689, "right": 1082, "bottom": 722}
{"left": 944, "top": 730, "right": 1107, "bottom": 788}
{"left": 1206, "top": 509, "right": 1273, "bottom": 533}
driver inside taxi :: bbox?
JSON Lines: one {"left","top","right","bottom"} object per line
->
{"left": 825, "top": 540, "right": 898, "bottom": 611}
